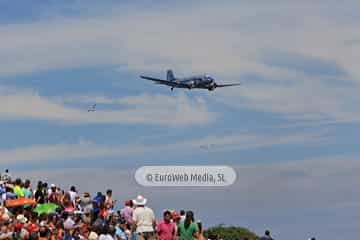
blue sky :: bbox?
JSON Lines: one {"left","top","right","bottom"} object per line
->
{"left": 1, "top": 1, "right": 360, "bottom": 239}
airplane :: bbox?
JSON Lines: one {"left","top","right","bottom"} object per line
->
{"left": 87, "top": 104, "right": 96, "bottom": 112}
{"left": 140, "top": 70, "right": 240, "bottom": 91}
{"left": 200, "top": 143, "right": 216, "bottom": 150}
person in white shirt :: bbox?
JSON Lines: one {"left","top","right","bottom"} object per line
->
{"left": 132, "top": 195, "right": 156, "bottom": 240}
{"left": 69, "top": 186, "right": 79, "bottom": 208}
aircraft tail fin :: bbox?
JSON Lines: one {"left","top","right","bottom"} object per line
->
{"left": 167, "top": 70, "right": 175, "bottom": 81}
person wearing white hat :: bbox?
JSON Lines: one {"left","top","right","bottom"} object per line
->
{"left": 16, "top": 214, "right": 28, "bottom": 224}
{"left": 132, "top": 195, "right": 156, "bottom": 240}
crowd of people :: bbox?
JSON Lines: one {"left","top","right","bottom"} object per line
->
{"left": 0, "top": 170, "right": 207, "bottom": 240}
{"left": 0, "top": 170, "right": 315, "bottom": 240}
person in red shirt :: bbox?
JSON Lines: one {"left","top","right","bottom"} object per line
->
{"left": 157, "top": 210, "right": 176, "bottom": 240}
{"left": 27, "top": 212, "right": 39, "bottom": 233}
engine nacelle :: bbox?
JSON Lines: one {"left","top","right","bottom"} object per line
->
{"left": 208, "top": 81, "right": 216, "bottom": 91}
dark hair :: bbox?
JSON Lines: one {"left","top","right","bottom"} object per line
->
{"left": 48, "top": 214, "right": 57, "bottom": 222}
{"left": 72, "top": 228, "right": 80, "bottom": 237}
{"left": 108, "top": 225, "right": 116, "bottom": 236}
{"left": 70, "top": 186, "right": 76, "bottom": 192}
{"left": 180, "top": 210, "right": 185, "bottom": 216}
{"left": 101, "top": 224, "right": 109, "bottom": 235}
{"left": 29, "top": 231, "right": 38, "bottom": 240}
{"left": 62, "top": 211, "right": 69, "bottom": 219}
{"left": 163, "top": 210, "right": 172, "bottom": 216}
{"left": 39, "top": 213, "right": 47, "bottom": 222}
{"left": 31, "top": 212, "right": 38, "bottom": 220}
{"left": 106, "top": 189, "right": 112, "bottom": 195}
{"left": 197, "top": 221, "right": 202, "bottom": 233}
{"left": 15, "top": 178, "right": 22, "bottom": 185}
{"left": 118, "top": 217, "right": 127, "bottom": 224}
{"left": 265, "top": 230, "right": 270, "bottom": 236}
{"left": 24, "top": 179, "right": 30, "bottom": 188}
{"left": 184, "top": 211, "right": 194, "bottom": 230}
{"left": 39, "top": 227, "right": 47, "bottom": 237}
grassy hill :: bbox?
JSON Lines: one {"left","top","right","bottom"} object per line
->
{"left": 204, "top": 224, "right": 259, "bottom": 240}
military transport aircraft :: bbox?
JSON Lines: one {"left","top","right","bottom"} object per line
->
{"left": 141, "top": 70, "right": 240, "bottom": 91}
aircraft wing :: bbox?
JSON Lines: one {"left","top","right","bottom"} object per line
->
{"left": 216, "top": 83, "right": 241, "bottom": 88}
{"left": 141, "top": 75, "right": 179, "bottom": 87}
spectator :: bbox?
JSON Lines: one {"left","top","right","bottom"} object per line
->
{"left": 179, "top": 210, "right": 186, "bottom": 223}
{"left": 116, "top": 217, "right": 128, "bottom": 240}
{"left": 69, "top": 186, "right": 78, "bottom": 204}
{"left": 178, "top": 211, "right": 199, "bottom": 240}
{"left": 195, "top": 220, "right": 205, "bottom": 240}
{"left": 62, "top": 192, "right": 75, "bottom": 213}
{"left": 0, "top": 182, "right": 6, "bottom": 206}
{"left": 39, "top": 226, "right": 49, "bottom": 240}
{"left": 81, "top": 192, "right": 93, "bottom": 214}
{"left": 1, "top": 169, "right": 11, "bottom": 184}
{"left": 14, "top": 178, "right": 24, "bottom": 198}
{"left": 22, "top": 179, "right": 32, "bottom": 198}
{"left": 93, "top": 192, "right": 103, "bottom": 221}
{"left": 35, "top": 181, "right": 45, "bottom": 204}
{"left": 259, "top": 230, "right": 274, "bottom": 240}
{"left": 108, "top": 225, "right": 116, "bottom": 240}
{"left": 105, "top": 189, "right": 116, "bottom": 210}
{"left": 48, "top": 184, "right": 58, "bottom": 204}
{"left": 121, "top": 200, "right": 133, "bottom": 227}
{"left": 42, "top": 183, "right": 48, "bottom": 202}
{"left": 132, "top": 195, "right": 156, "bottom": 240}
{"left": 157, "top": 210, "right": 176, "bottom": 240}
{"left": 0, "top": 174, "right": 214, "bottom": 240}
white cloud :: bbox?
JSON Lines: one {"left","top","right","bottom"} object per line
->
{"left": 0, "top": 1, "right": 359, "bottom": 124}
{"left": 0, "top": 88, "right": 214, "bottom": 126}
{"left": 0, "top": 1, "right": 358, "bottom": 78}
{"left": 217, "top": 75, "right": 360, "bottom": 122}
{"left": 0, "top": 131, "right": 324, "bottom": 164}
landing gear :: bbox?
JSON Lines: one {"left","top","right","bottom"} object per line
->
{"left": 171, "top": 87, "right": 174, "bottom": 91}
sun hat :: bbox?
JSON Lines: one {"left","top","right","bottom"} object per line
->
{"left": 133, "top": 195, "right": 147, "bottom": 205}
{"left": 16, "top": 214, "right": 28, "bottom": 224}
{"left": 88, "top": 231, "right": 98, "bottom": 240}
